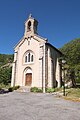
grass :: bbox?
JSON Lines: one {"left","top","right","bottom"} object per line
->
{"left": 63, "top": 88, "right": 80, "bottom": 102}
{"left": 53, "top": 87, "right": 80, "bottom": 102}
{"left": 67, "top": 88, "right": 80, "bottom": 97}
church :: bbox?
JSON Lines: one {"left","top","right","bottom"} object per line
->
{"left": 11, "top": 14, "right": 62, "bottom": 92}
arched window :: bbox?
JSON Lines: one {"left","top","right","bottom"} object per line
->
{"left": 31, "top": 55, "right": 33, "bottom": 62}
{"left": 28, "top": 53, "right": 30, "bottom": 62}
{"left": 25, "top": 56, "right": 27, "bottom": 62}
{"left": 25, "top": 51, "right": 34, "bottom": 63}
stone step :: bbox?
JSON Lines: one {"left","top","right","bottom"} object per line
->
{"left": 17, "top": 86, "right": 31, "bottom": 92}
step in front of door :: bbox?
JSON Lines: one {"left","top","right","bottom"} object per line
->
{"left": 17, "top": 86, "right": 31, "bottom": 92}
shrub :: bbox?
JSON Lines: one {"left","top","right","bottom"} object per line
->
{"left": 30, "top": 87, "right": 38, "bottom": 92}
{"left": 0, "top": 67, "right": 12, "bottom": 85}
{"left": 13, "top": 85, "right": 20, "bottom": 90}
{"left": 37, "top": 88, "right": 43, "bottom": 93}
{"left": 54, "top": 87, "right": 62, "bottom": 92}
{"left": 0, "top": 83, "right": 11, "bottom": 89}
{"left": 46, "top": 88, "right": 55, "bottom": 93}
{"left": 30, "top": 87, "right": 42, "bottom": 93}
{"left": 0, "top": 87, "right": 2, "bottom": 91}
{"left": 8, "top": 85, "right": 20, "bottom": 92}
{"left": 8, "top": 87, "right": 14, "bottom": 92}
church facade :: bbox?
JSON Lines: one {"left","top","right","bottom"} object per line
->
{"left": 11, "top": 15, "right": 62, "bottom": 92}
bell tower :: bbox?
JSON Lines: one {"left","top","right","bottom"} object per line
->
{"left": 24, "top": 14, "right": 38, "bottom": 37}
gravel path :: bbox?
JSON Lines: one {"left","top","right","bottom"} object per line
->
{"left": 0, "top": 91, "right": 80, "bottom": 120}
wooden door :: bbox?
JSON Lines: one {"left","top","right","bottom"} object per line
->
{"left": 25, "top": 73, "right": 32, "bottom": 86}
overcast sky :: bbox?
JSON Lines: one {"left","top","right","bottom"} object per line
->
{"left": 0, "top": 0, "right": 80, "bottom": 54}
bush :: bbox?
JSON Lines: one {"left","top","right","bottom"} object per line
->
{"left": 0, "top": 83, "right": 11, "bottom": 89}
{"left": 30, "top": 87, "right": 38, "bottom": 92}
{"left": 8, "top": 85, "right": 20, "bottom": 92}
{"left": 30, "top": 87, "right": 42, "bottom": 93}
{"left": 8, "top": 87, "right": 14, "bottom": 92}
{"left": 0, "top": 67, "right": 12, "bottom": 85}
{"left": 0, "top": 87, "right": 2, "bottom": 91}
{"left": 46, "top": 88, "right": 55, "bottom": 93}
{"left": 54, "top": 87, "right": 63, "bottom": 92}
{"left": 37, "top": 88, "right": 43, "bottom": 93}
{"left": 13, "top": 85, "right": 20, "bottom": 90}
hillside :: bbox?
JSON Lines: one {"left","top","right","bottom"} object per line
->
{"left": 0, "top": 54, "right": 13, "bottom": 67}
{"left": 60, "top": 38, "right": 80, "bottom": 84}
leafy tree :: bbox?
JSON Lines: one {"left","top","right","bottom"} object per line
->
{"left": 0, "top": 67, "right": 12, "bottom": 85}
{"left": 0, "top": 54, "right": 13, "bottom": 86}
{"left": 60, "top": 38, "right": 80, "bottom": 85}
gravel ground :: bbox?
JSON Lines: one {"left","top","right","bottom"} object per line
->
{"left": 0, "top": 91, "right": 80, "bottom": 120}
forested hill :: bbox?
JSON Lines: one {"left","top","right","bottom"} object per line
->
{"left": 0, "top": 54, "right": 13, "bottom": 67}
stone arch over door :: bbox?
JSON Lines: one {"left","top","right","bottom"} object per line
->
{"left": 23, "top": 67, "right": 32, "bottom": 86}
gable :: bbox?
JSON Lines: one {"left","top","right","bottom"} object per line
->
{"left": 14, "top": 34, "right": 47, "bottom": 52}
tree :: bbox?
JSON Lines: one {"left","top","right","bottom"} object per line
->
{"left": 0, "top": 67, "right": 12, "bottom": 85}
{"left": 0, "top": 54, "right": 13, "bottom": 86}
{"left": 60, "top": 38, "right": 80, "bottom": 85}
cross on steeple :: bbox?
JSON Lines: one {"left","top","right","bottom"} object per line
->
{"left": 29, "top": 13, "right": 32, "bottom": 18}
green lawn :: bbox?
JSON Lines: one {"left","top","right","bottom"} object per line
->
{"left": 64, "top": 88, "right": 80, "bottom": 102}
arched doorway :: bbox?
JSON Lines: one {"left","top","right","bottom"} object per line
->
{"left": 25, "top": 68, "right": 32, "bottom": 86}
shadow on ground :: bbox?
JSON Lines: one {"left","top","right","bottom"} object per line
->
{"left": 0, "top": 89, "right": 9, "bottom": 94}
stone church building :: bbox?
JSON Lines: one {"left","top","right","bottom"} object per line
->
{"left": 11, "top": 14, "right": 62, "bottom": 92}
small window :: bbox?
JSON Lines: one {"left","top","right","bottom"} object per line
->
{"left": 31, "top": 55, "right": 33, "bottom": 62}
{"left": 28, "top": 53, "right": 30, "bottom": 62}
{"left": 25, "top": 56, "right": 27, "bottom": 62}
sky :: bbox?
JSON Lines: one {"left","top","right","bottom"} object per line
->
{"left": 0, "top": 0, "right": 80, "bottom": 54}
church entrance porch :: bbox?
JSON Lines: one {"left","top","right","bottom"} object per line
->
{"left": 25, "top": 73, "right": 32, "bottom": 86}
